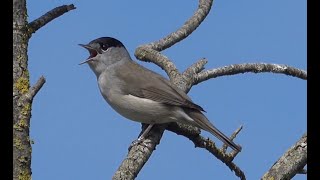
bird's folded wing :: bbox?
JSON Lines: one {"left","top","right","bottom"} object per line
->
{"left": 116, "top": 61, "right": 205, "bottom": 112}
{"left": 141, "top": 78, "right": 205, "bottom": 112}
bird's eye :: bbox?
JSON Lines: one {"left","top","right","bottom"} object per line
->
{"left": 101, "top": 44, "right": 109, "bottom": 51}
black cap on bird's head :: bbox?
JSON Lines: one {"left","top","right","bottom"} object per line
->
{"left": 78, "top": 37, "right": 125, "bottom": 65}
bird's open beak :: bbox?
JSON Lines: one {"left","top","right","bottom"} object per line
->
{"left": 78, "top": 58, "right": 95, "bottom": 65}
{"left": 78, "top": 44, "right": 98, "bottom": 65}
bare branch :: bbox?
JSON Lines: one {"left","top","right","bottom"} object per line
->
{"left": 113, "top": 125, "right": 166, "bottom": 180}
{"left": 262, "top": 133, "right": 307, "bottom": 180}
{"left": 167, "top": 123, "right": 245, "bottom": 180}
{"left": 135, "top": 0, "right": 214, "bottom": 79}
{"left": 24, "top": 76, "right": 46, "bottom": 102}
{"left": 222, "top": 125, "right": 243, "bottom": 153}
{"left": 149, "top": 0, "right": 214, "bottom": 51}
{"left": 183, "top": 58, "right": 208, "bottom": 77}
{"left": 194, "top": 63, "right": 307, "bottom": 85}
{"left": 28, "top": 4, "right": 76, "bottom": 35}
{"left": 135, "top": 46, "right": 180, "bottom": 80}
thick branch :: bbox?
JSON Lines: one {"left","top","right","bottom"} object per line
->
{"left": 112, "top": 125, "right": 166, "bottom": 180}
{"left": 194, "top": 63, "right": 307, "bottom": 85}
{"left": 135, "top": 46, "right": 180, "bottom": 80}
{"left": 167, "top": 123, "right": 245, "bottom": 180}
{"left": 262, "top": 133, "right": 307, "bottom": 180}
{"left": 28, "top": 4, "right": 76, "bottom": 35}
{"left": 24, "top": 76, "right": 46, "bottom": 102}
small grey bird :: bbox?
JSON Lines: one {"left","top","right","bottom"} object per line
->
{"left": 79, "top": 37, "right": 241, "bottom": 151}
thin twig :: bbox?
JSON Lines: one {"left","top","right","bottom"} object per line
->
{"left": 183, "top": 58, "right": 208, "bottom": 77}
{"left": 222, "top": 125, "right": 243, "bottom": 153}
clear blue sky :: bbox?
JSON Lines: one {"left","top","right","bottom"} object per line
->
{"left": 27, "top": 0, "right": 306, "bottom": 179}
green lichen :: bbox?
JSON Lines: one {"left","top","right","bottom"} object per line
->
{"left": 16, "top": 54, "right": 23, "bottom": 61}
{"left": 14, "top": 118, "right": 29, "bottom": 131}
{"left": 21, "top": 103, "right": 31, "bottom": 116}
{"left": 14, "top": 138, "right": 23, "bottom": 150}
{"left": 14, "top": 77, "right": 30, "bottom": 94}
{"left": 18, "top": 156, "right": 28, "bottom": 163}
{"left": 19, "top": 170, "right": 31, "bottom": 180}
{"left": 14, "top": 123, "right": 23, "bottom": 131}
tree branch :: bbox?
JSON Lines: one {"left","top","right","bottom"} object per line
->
{"left": 222, "top": 125, "right": 243, "bottom": 153}
{"left": 194, "top": 63, "right": 307, "bottom": 85}
{"left": 112, "top": 125, "right": 166, "bottom": 180}
{"left": 135, "top": 0, "right": 214, "bottom": 80}
{"left": 183, "top": 58, "right": 208, "bottom": 77}
{"left": 149, "top": 0, "right": 214, "bottom": 51}
{"left": 262, "top": 133, "right": 307, "bottom": 180}
{"left": 180, "top": 58, "right": 209, "bottom": 93}
{"left": 27, "top": 4, "right": 76, "bottom": 35}
{"left": 134, "top": 46, "right": 180, "bottom": 80}
{"left": 167, "top": 123, "right": 245, "bottom": 180}
{"left": 24, "top": 76, "right": 46, "bottom": 102}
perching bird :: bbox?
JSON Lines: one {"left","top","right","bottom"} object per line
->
{"left": 79, "top": 37, "right": 241, "bottom": 152}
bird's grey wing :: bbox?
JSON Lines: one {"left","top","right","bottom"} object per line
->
{"left": 116, "top": 61, "right": 205, "bottom": 112}
{"left": 141, "top": 77, "right": 205, "bottom": 112}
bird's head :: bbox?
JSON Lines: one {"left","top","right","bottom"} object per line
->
{"left": 79, "top": 37, "right": 130, "bottom": 77}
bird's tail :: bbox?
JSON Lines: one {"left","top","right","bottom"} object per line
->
{"left": 185, "top": 110, "right": 241, "bottom": 152}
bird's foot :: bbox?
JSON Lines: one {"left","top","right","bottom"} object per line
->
{"left": 128, "top": 137, "right": 148, "bottom": 151}
{"left": 128, "top": 124, "right": 154, "bottom": 151}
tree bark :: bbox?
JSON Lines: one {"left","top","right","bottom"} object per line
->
{"left": 262, "top": 133, "right": 307, "bottom": 180}
{"left": 13, "top": 0, "right": 32, "bottom": 179}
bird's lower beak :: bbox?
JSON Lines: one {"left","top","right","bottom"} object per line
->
{"left": 78, "top": 58, "right": 96, "bottom": 65}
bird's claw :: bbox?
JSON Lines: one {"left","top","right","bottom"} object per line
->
{"left": 128, "top": 137, "right": 148, "bottom": 151}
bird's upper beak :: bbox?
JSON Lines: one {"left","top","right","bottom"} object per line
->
{"left": 78, "top": 44, "right": 99, "bottom": 65}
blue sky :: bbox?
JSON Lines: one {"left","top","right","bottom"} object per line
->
{"left": 27, "top": 0, "right": 306, "bottom": 179}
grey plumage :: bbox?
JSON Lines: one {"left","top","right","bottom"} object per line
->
{"left": 79, "top": 37, "right": 241, "bottom": 152}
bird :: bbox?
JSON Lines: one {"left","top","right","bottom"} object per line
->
{"left": 79, "top": 37, "right": 241, "bottom": 152}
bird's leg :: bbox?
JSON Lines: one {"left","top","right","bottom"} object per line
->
{"left": 129, "top": 124, "right": 154, "bottom": 150}
{"left": 137, "top": 124, "right": 154, "bottom": 141}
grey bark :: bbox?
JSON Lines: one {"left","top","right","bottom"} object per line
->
{"left": 13, "top": 0, "right": 32, "bottom": 179}
{"left": 194, "top": 63, "right": 307, "bottom": 85}
{"left": 262, "top": 133, "right": 307, "bottom": 180}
